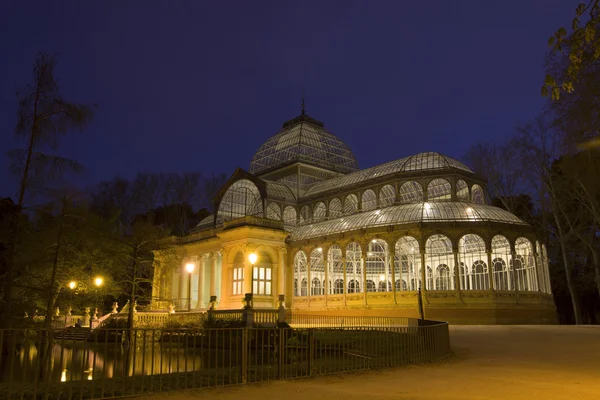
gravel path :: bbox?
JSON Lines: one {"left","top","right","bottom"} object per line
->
{"left": 141, "top": 325, "right": 600, "bottom": 400}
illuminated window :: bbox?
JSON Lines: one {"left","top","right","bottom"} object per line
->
{"left": 232, "top": 267, "right": 244, "bottom": 295}
{"left": 252, "top": 266, "right": 272, "bottom": 295}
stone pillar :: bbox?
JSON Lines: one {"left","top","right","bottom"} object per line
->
{"left": 453, "top": 252, "right": 461, "bottom": 291}
{"left": 278, "top": 248, "right": 286, "bottom": 297}
{"left": 420, "top": 252, "right": 426, "bottom": 292}
{"left": 179, "top": 269, "right": 186, "bottom": 310}
{"left": 390, "top": 250, "right": 397, "bottom": 304}
{"left": 361, "top": 256, "right": 367, "bottom": 304}
{"left": 196, "top": 255, "right": 206, "bottom": 310}
{"left": 341, "top": 256, "right": 347, "bottom": 295}
{"left": 487, "top": 250, "right": 494, "bottom": 291}
{"left": 210, "top": 252, "right": 219, "bottom": 297}
{"left": 511, "top": 251, "right": 518, "bottom": 292}
{"left": 324, "top": 250, "right": 329, "bottom": 297}
{"left": 307, "top": 254, "right": 311, "bottom": 305}
{"left": 243, "top": 250, "right": 253, "bottom": 295}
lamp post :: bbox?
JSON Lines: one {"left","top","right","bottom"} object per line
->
{"left": 185, "top": 263, "right": 195, "bottom": 312}
{"left": 68, "top": 281, "right": 77, "bottom": 315}
{"left": 248, "top": 253, "right": 258, "bottom": 295}
{"left": 94, "top": 277, "right": 103, "bottom": 318}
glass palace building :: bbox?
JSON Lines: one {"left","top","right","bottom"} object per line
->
{"left": 151, "top": 110, "right": 557, "bottom": 324}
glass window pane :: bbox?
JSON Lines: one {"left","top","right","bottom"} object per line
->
{"left": 259, "top": 268, "right": 265, "bottom": 279}
{"left": 253, "top": 267, "right": 258, "bottom": 280}
{"left": 266, "top": 268, "right": 271, "bottom": 280}
{"left": 233, "top": 269, "right": 237, "bottom": 280}
{"left": 266, "top": 282, "right": 272, "bottom": 295}
{"left": 259, "top": 282, "right": 265, "bottom": 294}
{"left": 253, "top": 281, "right": 258, "bottom": 293}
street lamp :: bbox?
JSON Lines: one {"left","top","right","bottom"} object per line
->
{"left": 248, "top": 253, "right": 257, "bottom": 295}
{"left": 94, "top": 277, "right": 103, "bottom": 317}
{"left": 185, "top": 263, "right": 195, "bottom": 311}
{"left": 68, "top": 281, "right": 77, "bottom": 315}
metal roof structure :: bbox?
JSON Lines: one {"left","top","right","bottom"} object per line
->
{"left": 249, "top": 112, "right": 358, "bottom": 176}
{"left": 288, "top": 202, "right": 526, "bottom": 241}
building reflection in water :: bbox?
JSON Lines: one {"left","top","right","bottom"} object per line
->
{"left": 0, "top": 339, "right": 233, "bottom": 384}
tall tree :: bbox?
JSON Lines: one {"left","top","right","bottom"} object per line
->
{"left": 2, "top": 53, "right": 94, "bottom": 327}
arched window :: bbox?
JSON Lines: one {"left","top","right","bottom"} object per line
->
{"left": 283, "top": 206, "right": 297, "bottom": 226}
{"left": 472, "top": 184, "right": 484, "bottom": 204}
{"left": 217, "top": 179, "right": 263, "bottom": 224}
{"left": 395, "top": 279, "right": 408, "bottom": 291}
{"left": 313, "top": 202, "right": 326, "bottom": 222}
{"left": 492, "top": 235, "right": 511, "bottom": 290}
{"left": 310, "top": 248, "right": 325, "bottom": 295}
{"left": 328, "top": 245, "right": 344, "bottom": 295}
{"left": 514, "top": 237, "right": 536, "bottom": 292}
{"left": 458, "top": 234, "right": 488, "bottom": 291}
{"left": 346, "top": 242, "right": 362, "bottom": 293}
{"left": 425, "top": 235, "right": 454, "bottom": 290}
{"left": 427, "top": 179, "right": 452, "bottom": 200}
{"left": 366, "top": 280, "right": 376, "bottom": 292}
{"left": 294, "top": 251, "right": 308, "bottom": 296}
{"left": 456, "top": 180, "right": 469, "bottom": 201}
{"left": 366, "top": 239, "right": 391, "bottom": 292}
{"left": 344, "top": 194, "right": 359, "bottom": 215}
{"left": 266, "top": 202, "right": 282, "bottom": 220}
{"left": 329, "top": 198, "right": 342, "bottom": 219}
{"left": 398, "top": 181, "right": 424, "bottom": 203}
{"left": 436, "top": 264, "right": 451, "bottom": 290}
{"left": 299, "top": 205, "right": 311, "bottom": 224}
{"left": 311, "top": 278, "right": 323, "bottom": 296}
{"left": 333, "top": 279, "right": 344, "bottom": 294}
{"left": 379, "top": 185, "right": 395, "bottom": 207}
{"left": 395, "top": 236, "right": 421, "bottom": 290}
{"left": 471, "top": 260, "right": 489, "bottom": 290}
{"left": 362, "top": 189, "right": 377, "bottom": 211}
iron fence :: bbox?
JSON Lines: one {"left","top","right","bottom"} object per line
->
{"left": 0, "top": 318, "right": 450, "bottom": 399}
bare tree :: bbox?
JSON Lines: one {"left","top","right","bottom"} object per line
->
{"left": 2, "top": 53, "right": 94, "bottom": 327}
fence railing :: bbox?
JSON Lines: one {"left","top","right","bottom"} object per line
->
{"left": 0, "top": 318, "right": 450, "bottom": 399}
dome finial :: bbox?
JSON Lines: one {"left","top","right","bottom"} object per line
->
{"left": 301, "top": 87, "right": 305, "bottom": 115}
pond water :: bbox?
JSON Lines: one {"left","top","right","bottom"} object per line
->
{"left": 1, "top": 341, "right": 244, "bottom": 383}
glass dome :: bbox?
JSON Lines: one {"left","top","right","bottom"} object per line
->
{"left": 249, "top": 113, "right": 358, "bottom": 176}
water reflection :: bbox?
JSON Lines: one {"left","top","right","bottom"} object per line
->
{"left": 1, "top": 339, "right": 239, "bottom": 384}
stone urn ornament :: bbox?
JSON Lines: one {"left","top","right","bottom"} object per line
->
{"left": 92, "top": 308, "right": 99, "bottom": 320}
{"left": 111, "top": 302, "right": 119, "bottom": 314}
{"left": 55, "top": 307, "right": 60, "bottom": 317}
{"left": 168, "top": 303, "right": 175, "bottom": 314}
{"left": 67, "top": 306, "right": 72, "bottom": 316}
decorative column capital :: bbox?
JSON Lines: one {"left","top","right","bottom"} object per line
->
{"left": 211, "top": 251, "right": 222, "bottom": 259}
{"left": 279, "top": 247, "right": 288, "bottom": 256}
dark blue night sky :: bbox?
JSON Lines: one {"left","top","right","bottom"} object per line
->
{"left": 0, "top": 0, "right": 575, "bottom": 199}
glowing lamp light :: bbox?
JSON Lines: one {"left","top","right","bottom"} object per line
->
{"left": 317, "top": 247, "right": 322, "bottom": 252}
{"left": 248, "top": 253, "right": 258, "bottom": 265}
{"left": 466, "top": 207, "right": 473, "bottom": 213}
{"left": 185, "top": 263, "right": 195, "bottom": 273}
{"left": 424, "top": 202, "right": 432, "bottom": 210}
{"left": 367, "top": 252, "right": 373, "bottom": 257}
{"left": 68, "top": 281, "right": 77, "bottom": 290}
{"left": 94, "top": 277, "right": 103, "bottom": 287}
{"left": 371, "top": 239, "right": 377, "bottom": 243}
{"left": 379, "top": 274, "right": 385, "bottom": 282}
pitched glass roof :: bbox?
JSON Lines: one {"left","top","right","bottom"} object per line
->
{"left": 249, "top": 114, "right": 358, "bottom": 175}
{"left": 264, "top": 180, "right": 296, "bottom": 202}
{"left": 288, "top": 202, "right": 525, "bottom": 241}
{"left": 303, "top": 152, "right": 473, "bottom": 198}
{"left": 305, "top": 152, "right": 473, "bottom": 196}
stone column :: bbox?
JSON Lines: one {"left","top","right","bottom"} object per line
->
{"left": 278, "top": 248, "right": 286, "bottom": 297}
{"left": 210, "top": 252, "right": 219, "bottom": 298}
{"left": 453, "top": 252, "right": 461, "bottom": 291}
{"left": 511, "top": 251, "right": 518, "bottom": 292}
{"left": 341, "top": 256, "right": 347, "bottom": 295}
{"left": 420, "top": 252, "right": 426, "bottom": 291}
{"left": 243, "top": 254, "right": 253, "bottom": 295}
{"left": 390, "top": 250, "right": 397, "bottom": 304}
{"left": 307, "top": 254, "right": 311, "bottom": 305}
{"left": 324, "top": 250, "right": 329, "bottom": 298}
{"left": 196, "top": 255, "right": 206, "bottom": 310}
{"left": 179, "top": 269, "right": 186, "bottom": 310}
{"left": 361, "top": 256, "right": 367, "bottom": 304}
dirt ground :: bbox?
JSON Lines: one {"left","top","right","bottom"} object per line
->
{"left": 142, "top": 325, "right": 600, "bottom": 400}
